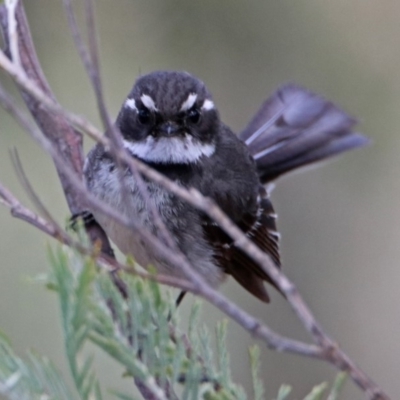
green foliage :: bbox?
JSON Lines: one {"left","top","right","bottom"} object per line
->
{"left": 327, "top": 373, "right": 348, "bottom": 400}
{"left": 0, "top": 246, "right": 348, "bottom": 399}
{"left": 303, "top": 383, "right": 328, "bottom": 400}
{"left": 275, "top": 385, "right": 292, "bottom": 400}
{"left": 0, "top": 333, "right": 74, "bottom": 400}
{"left": 249, "top": 345, "right": 264, "bottom": 400}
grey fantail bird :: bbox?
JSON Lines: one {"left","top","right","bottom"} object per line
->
{"left": 83, "top": 71, "right": 368, "bottom": 302}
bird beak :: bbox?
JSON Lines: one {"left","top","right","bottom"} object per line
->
{"left": 157, "top": 121, "right": 181, "bottom": 137}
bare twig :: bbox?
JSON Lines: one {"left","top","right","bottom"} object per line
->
{"left": 0, "top": 1, "right": 114, "bottom": 259}
{"left": 9, "top": 5, "right": 83, "bottom": 213}
{"left": 62, "top": 0, "right": 93, "bottom": 90}
{"left": 5, "top": 0, "right": 20, "bottom": 66}
{"left": 0, "top": 182, "right": 60, "bottom": 238}
{"left": 63, "top": 0, "right": 110, "bottom": 129}
{"left": 11, "top": 149, "right": 60, "bottom": 228}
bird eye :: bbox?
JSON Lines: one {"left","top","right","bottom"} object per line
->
{"left": 187, "top": 108, "right": 201, "bottom": 124}
{"left": 137, "top": 108, "right": 151, "bottom": 125}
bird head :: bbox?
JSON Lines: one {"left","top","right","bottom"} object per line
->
{"left": 117, "top": 71, "right": 219, "bottom": 164}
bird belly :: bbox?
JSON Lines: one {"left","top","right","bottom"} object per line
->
{"left": 91, "top": 172, "right": 170, "bottom": 268}
{"left": 89, "top": 168, "right": 226, "bottom": 287}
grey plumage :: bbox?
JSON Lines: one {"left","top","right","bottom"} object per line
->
{"left": 84, "top": 71, "right": 368, "bottom": 303}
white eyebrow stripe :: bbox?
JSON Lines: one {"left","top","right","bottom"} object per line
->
{"left": 180, "top": 93, "right": 198, "bottom": 111}
{"left": 125, "top": 98, "right": 138, "bottom": 111}
{"left": 141, "top": 94, "right": 158, "bottom": 111}
{"left": 202, "top": 99, "right": 214, "bottom": 110}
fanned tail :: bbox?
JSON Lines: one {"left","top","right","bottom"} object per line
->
{"left": 240, "top": 84, "right": 369, "bottom": 183}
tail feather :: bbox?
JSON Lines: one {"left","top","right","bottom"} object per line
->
{"left": 240, "top": 84, "right": 369, "bottom": 183}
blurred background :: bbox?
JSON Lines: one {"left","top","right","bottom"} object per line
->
{"left": 0, "top": 1, "right": 399, "bottom": 399}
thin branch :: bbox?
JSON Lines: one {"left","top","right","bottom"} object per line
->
{"left": 1, "top": 2, "right": 84, "bottom": 214}
{"left": 0, "top": 2, "right": 114, "bottom": 257}
{"left": 11, "top": 148, "right": 60, "bottom": 228}
{"left": 62, "top": 0, "right": 93, "bottom": 88}
{"left": 83, "top": 0, "right": 108, "bottom": 128}
{"left": 63, "top": 0, "right": 110, "bottom": 130}
{"left": 5, "top": 0, "right": 20, "bottom": 66}
{"left": 0, "top": 182, "right": 59, "bottom": 238}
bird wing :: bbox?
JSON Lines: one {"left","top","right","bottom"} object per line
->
{"left": 202, "top": 186, "right": 281, "bottom": 303}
